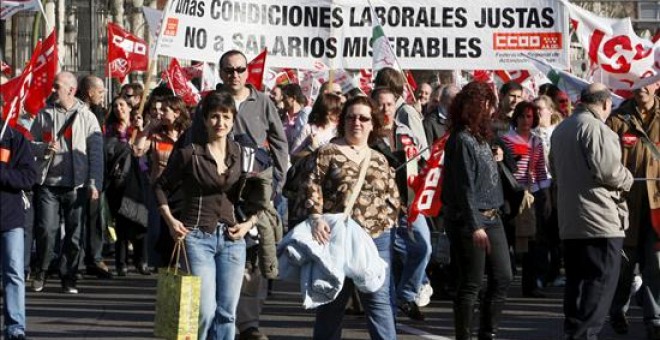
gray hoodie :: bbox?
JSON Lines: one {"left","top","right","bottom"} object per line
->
{"left": 30, "top": 98, "right": 103, "bottom": 191}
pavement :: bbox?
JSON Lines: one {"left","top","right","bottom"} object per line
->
{"left": 15, "top": 268, "right": 647, "bottom": 339}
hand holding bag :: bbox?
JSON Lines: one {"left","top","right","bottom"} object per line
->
{"left": 154, "top": 240, "right": 201, "bottom": 340}
{"left": 513, "top": 137, "right": 538, "bottom": 253}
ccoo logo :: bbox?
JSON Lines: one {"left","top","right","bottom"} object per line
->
{"left": 110, "top": 58, "right": 129, "bottom": 74}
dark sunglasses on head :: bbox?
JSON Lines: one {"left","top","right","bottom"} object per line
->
{"left": 222, "top": 66, "right": 247, "bottom": 74}
{"left": 346, "top": 114, "right": 372, "bottom": 122}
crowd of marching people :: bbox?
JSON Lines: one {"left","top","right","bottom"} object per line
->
{"left": 1, "top": 49, "right": 660, "bottom": 340}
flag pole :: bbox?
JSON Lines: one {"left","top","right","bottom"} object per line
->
{"left": 136, "top": 0, "right": 174, "bottom": 119}
{"left": 0, "top": 110, "right": 12, "bottom": 141}
{"left": 366, "top": 0, "right": 416, "bottom": 103}
{"left": 36, "top": 0, "right": 52, "bottom": 33}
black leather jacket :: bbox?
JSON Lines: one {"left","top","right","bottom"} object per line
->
{"left": 442, "top": 129, "right": 504, "bottom": 233}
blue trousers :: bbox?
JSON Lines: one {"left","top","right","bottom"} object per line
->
{"left": 313, "top": 230, "right": 396, "bottom": 340}
{"left": 185, "top": 227, "right": 246, "bottom": 340}
{"left": 2, "top": 227, "right": 26, "bottom": 338}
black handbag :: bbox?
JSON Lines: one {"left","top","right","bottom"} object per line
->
{"left": 498, "top": 162, "right": 524, "bottom": 192}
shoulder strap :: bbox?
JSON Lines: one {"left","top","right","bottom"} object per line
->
{"left": 56, "top": 110, "right": 79, "bottom": 140}
{"left": 343, "top": 148, "right": 372, "bottom": 217}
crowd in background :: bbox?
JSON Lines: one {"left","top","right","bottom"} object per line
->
{"left": 1, "top": 51, "right": 659, "bottom": 340}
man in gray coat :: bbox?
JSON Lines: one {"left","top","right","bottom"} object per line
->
{"left": 550, "top": 83, "right": 634, "bottom": 340}
{"left": 29, "top": 72, "right": 103, "bottom": 294}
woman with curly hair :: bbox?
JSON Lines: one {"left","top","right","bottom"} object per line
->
{"left": 442, "top": 81, "right": 512, "bottom": 340}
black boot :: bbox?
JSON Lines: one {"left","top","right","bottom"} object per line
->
{"left": 454, "top": 303, "right": 474, "bottom": 340}
{"left": 478, "top": 301, "right": 504, "bottom": 340}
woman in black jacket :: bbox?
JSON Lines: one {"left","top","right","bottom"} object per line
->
{"left": 441, "top": 81, "right": 513, "bottom": 340}
{"left": 104, "top": 96, "right": 151, "bottom": 276}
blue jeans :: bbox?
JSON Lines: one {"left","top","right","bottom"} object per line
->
{"left": 393, "top": 216, "right": 432, "bottom": 302}
{"left": 314, "top": 230, "right": 396, "bottom": 340}
{"left": 34, "top": 185, "right": 85, "bottom": 280}
{"left": 185, "top": 227, "right": 246, "bottom": 340}
{"left": 2, "top": 228, "right": 26, "bottom": 338}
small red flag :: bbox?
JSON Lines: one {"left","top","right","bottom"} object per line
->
{"left": 246, "top": 49, "right": 268, "bottom": 91}
{"left": 23, "top": 30, "right": 58, "bottom": 116}
{"left": 408, "top": 134, "right": 450, "bottom": 222}
{"left": 1, "top": 40, "right": 43, "bottom": 139}
{"left": 0, "top": 60, "right": 11, "bottom": 76}
{"left": 107, "top": 22, "right": 148, "bottom": 82}
{"left": 163, "top": 58, "right": 200, "bottom": 106}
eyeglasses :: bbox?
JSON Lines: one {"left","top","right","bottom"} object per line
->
{"left": 222, "top": 66, "right": 247, "bottom": 74}
{"left": 346, "top": 114, "right": 372, "bottom": 123}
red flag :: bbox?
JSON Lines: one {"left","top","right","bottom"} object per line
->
{"left": 246, "top": 49, "right": 267, "bottom": 91}
{"left": 472, "top": 70, "right": 494, "bottom": 83}
{"left": 163, "top": 58, "right": 200, "bottom": 106}
{"left": 403, "top": 70, "right": 418, "bottom": 103}
{"left": 407, "top": 134, "right": 449, "bottom": 223}
{"left": 405, "top": 71, "right": 417, "bottom": 92}
{"left": 2, "top": 40, "right": 43, "bottom": 138}
{"left": 0, "top": 60, "right": 11, "bottom": 76}
{"left": 494, "top": 70, "right": 531, "bottom": 84}
{"left": 23, "top": 30, "right": 58, "bottom": 116}
{"left": 282, "top": 68, "right": 299, "bottom": 84}
{"left": 358, "top": 69, "right": 373, "bottom": 96}
{"left": 182, "top": 62, "right": 203, "bottom": 80}
{"left": 107, "top": 22, "right": 148, "bottom": 82}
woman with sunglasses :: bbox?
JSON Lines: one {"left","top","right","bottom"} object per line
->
{"left": 442, "top": 81, "right": 512, "bottom": 340}
{"left": 306, "top": 96, "right": 401, "bottom": 340}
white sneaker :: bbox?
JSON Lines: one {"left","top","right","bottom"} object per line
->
{"left": 552, "top": 276, "right": 566, "bottom": 287}
{"left": 631, "top": 275, "right": 643, "bottom": 294}
{"left": 414, "top": 283, "right": 434, "bottom": 307}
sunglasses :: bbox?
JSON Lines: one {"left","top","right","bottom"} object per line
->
{"left": 346, "top": 114, "right": 372, "bottom": 123}
{"left": 222, "top": 66, "right": 247, "bottom": 74}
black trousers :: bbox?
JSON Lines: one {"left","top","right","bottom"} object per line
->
{"left": 563, "top": 237, "right": 623, "bottom": 340}
{"left": 81, "top": 193, "right": 106, "bottom": 266}
{"left": 448, "top": 216, "right": 512, "bottom": 339}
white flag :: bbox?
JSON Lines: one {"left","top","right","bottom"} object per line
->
{"left": 560, "top": 0, "right": 660, "bottom": 92}
{"left": 371, "top": 9, "right": 400, "bottom": 73}
{"left": 201, "top": 62, "right": 220, "bottom": 92}
{"left": 1, "top": 0, "right": 41, "bottom": 20}
{"left": 142, "top": 6, "right": 163, "bottom": 59}
{"left": 525, "top": 53, "right": 625, "bottom": 107}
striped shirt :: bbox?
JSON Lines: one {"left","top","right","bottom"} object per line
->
{"left": 501, "top": 131, "right": 550, "bottom": 192}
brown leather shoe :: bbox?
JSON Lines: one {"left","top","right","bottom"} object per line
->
{"left": 86, "top": 261, "right": 113, "bottom": 279}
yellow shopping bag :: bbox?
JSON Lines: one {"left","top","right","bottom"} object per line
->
{"left": 154, "top": 240, "right": 201, "bottom": 340}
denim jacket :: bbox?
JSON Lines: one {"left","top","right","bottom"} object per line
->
{"left": 442, "top": 129, "right": 504, "bottom": 233}
{"left": 277, "top": 214, "right": 388, "bottom": 309}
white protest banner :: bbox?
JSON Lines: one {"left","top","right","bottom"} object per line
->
{"left": 157, "top": 0, "right": 569, "bottom": 70}
{"left": 142, "top": 6, "right": 164, "bottom": 58}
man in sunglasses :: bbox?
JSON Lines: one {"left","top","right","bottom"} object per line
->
{"left": 218, "top": 50, "right": 288, "bottom": 340}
